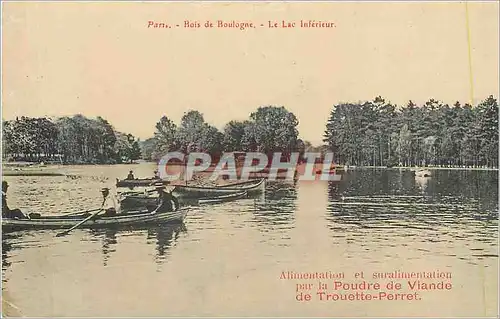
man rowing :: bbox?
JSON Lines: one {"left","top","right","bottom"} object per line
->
{"left": 153, "top": 183, "right": 179, "bottom": 213}
{"left": 2, "top": 181, "right": 28, "bottom": 219}
{"left": 100, "top": 187, "right": 121, "bottom": 217}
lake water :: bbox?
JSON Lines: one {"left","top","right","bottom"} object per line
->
{"left": 2, "top": 164, "right": 498, "bottom": 317}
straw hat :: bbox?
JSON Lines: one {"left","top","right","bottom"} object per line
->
{"left": 101, "top": 187, "right": 110, "bottom": 196}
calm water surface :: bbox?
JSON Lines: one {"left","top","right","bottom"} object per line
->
{"left": 2, "top": 164, "right": 498, "bottom": 317}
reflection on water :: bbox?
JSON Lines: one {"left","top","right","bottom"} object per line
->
{"left": 254, "top": 182, "right": 297, "bottom": 222}
{"left": 250, "top": 181, "right": 297, "bottom": 247}
{"left": 85, "top": 223, "right": 188, "bottom": 266}
{"left": 326, "top": 169, "right": 498, "bottom": 265}
{"left": 2, "top": 233, "right": 17, "bottom": 275}
{"left": 1, "top": 164, "right": 498, "bottom": 317}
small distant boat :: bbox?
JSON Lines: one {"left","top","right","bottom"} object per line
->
{"left": 2, "top": 165, "right": 65, "bottom": 176}
{"left": 116, "top": 178, "right": 169, "bottom": 188}
{"left": 173, "top": 178, "right": 265, "bottom": 198}
{"left": 414, "top": 169, "right": 432, "bottom": 177}
{"left": 198, "top": 191, "right": 247, "bottom": 204}
{"left": 2, "top": 171, "right": 65, "bottom": 176}
{"left": 2, "top": 206, "right": 189, "bottom": 232}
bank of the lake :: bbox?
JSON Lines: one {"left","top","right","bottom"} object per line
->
{"left": 343, "top": 166, "right": 499, "bottom": 171}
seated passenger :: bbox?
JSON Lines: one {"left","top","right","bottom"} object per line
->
{"left": 2, "top": 181, "right": 27, "bottom": 219}
{"left": 126, "top": 171, "right": 135, "bottom": 180}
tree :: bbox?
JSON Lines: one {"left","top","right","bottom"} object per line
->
{"left": 475, "top": 96, "right": 499, "bottom": 167}
{"left": 177, "top": 110, "right": 206, "bottom": 152}
{"left": 223, "top": 120, "right": 248, "bottom": 151}
{"left": 244, "top": 106, "right": 299, "bottom": 155}
{"left": 114, "top": 133, "right": 141, "bottom": 163}
{"left": 199, "top": 124, "right": 223, "bottom": 155}
{"left": 130, "top": 140, "right": 142, "bottom": 162}
{"left": 55, "top": 115, "right": 118, "bottom": 164}
{"left": 397, "top": 124, "right": 411, "bottom": 166}
{"left": 152, "top": 116, "right": 178, "bottom": 160}
{"left": 141, "top": 137, "right": 157, "bottom": 161}
{"left": 323, "top": 96, "right": 498, "bottom": 168}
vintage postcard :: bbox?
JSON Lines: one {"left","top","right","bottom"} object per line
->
{"left": 1, "top": 1, "right": 498, "bottom": 317}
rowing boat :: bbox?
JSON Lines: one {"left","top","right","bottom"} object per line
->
{"left": 218, "top": 179, "right": 264, "bottom": 188}
{"left": 119, "top": 179, "right": 265, "bottom": 207}
{"left": 198, "top": 191, "right": 247, "bottom": 204}
{"left": 119, "top": 192, "right": 158, "bottom": 210}
{"left": 173, "top": 178, "right": 265, "bottom": 198}
{"left": 2, "top": 206, "right": 189, "bottom": 232}
{"left": 116, "top": 178, "right": 170, "bottom": 188}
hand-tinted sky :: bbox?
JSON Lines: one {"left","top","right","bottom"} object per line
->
{"left": 2, "top": 2, "right": 498, "bottom": 145}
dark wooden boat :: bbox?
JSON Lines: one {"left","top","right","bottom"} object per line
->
{"left": 2, "top": 206, "right": 189, "bottom": 232}
{"left": 218, "top": 179, "right": 264, "bottom": 188}
{"left": 116, "top": 178, "right": 170, "bottom": 188}
{"left": 172, "top": 178, "right": 265, "bottom": 198}
{"left": 3, "top": 171, "right": 66, "bottom": 177}
{"left": 119, "top": 192, "right": 159, "bottom": 210}
{"left": 119, "top": 179, "right": 265, "bottom": 207}
{"left": 198, "top": 191, "right": 247, "bottom": 204}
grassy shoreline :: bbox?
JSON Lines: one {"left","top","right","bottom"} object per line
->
{"left": 343, "top": 166, "right": 499, "bottom": 171}
{"left": 2, "top": 161, "right": 498, "bottom": 172}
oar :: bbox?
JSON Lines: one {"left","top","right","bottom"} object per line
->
{"left": 55, "top": 196, "right": 107, "bottom": 237}
{"left": 59, "top": 208, "right": 103, "bottom": 217}
{"left": 30, "top": 208, "right": 102, "bottom": 219}
{"left": 55, "top": 207, "right": 104, "bottom": 237}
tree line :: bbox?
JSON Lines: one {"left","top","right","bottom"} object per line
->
{"left": 3, "top": 96, "right": 497, "bottom": 168}
{"left": 323, "top": 95, "right": 499, "bottom": 168}
{"left": 2, "top": 115, "right": 141, "bottom": 164}
{"left": 141, "top": 106, "right": 302, "bottom": 162}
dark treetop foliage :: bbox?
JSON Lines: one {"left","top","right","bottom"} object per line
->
{"left": 3, "top": 115, "right": 142, "bottom": 164}
{"left": 323, "top": 96, "right": 498, "bottom": 168}
{"left": 6, "top": 96, "right": 496, "bottom": 168}
{"left": 144, "top": 106, "right": 301, "bottom": 162}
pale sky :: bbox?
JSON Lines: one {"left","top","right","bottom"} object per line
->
{"left": 2, "top": 2, "right": 499, "bottom": 145}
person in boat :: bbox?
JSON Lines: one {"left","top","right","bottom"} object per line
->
{"left": 100, "top": 187, "right": 121, "bottom": 217}
{"left": 153, "top": 170, "right": 160, "bottom": 179}
{"left": 2, "top": 181, "right": 28, "bottom": 219}
{"left": 153, "top": 184, "right": 179, "bottom": 212}
{"left": 126, "top": 171, "right": 135, "bottom": 180}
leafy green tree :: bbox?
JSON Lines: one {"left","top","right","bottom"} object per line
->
{"left": 245, "top": 106, "right": 299, "bottom": 155}
{"left": 324, "top": 96, "right": 498, "bottom": 168}
{"left": 199, "top": 124, "right": 223, "bottom": 155}
{"left": 177, "top": 110, "right": 205, "bottom": 152}
{"left": 223, "top": 120, "right": 248, "bottom": 151}
{"left": 396, "top": 124, "right": 411, "bottom": 165}
{"left": 475, "top": 96, "right": 499, "bottom": 167}
{"left": 152, "top": 116, "right": 178, "bottom": 160}
{"left": 141, "top": 137, "right": 157, "bottom": 161}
